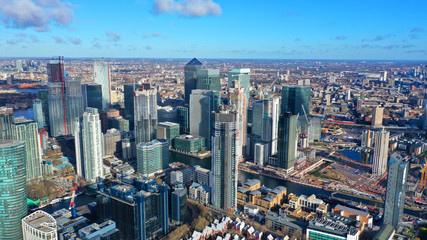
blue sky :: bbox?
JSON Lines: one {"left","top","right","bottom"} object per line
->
{"left": 0, "top": 0, "right": 426, "bottom": 60}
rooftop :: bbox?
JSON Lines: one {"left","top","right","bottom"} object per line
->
{"left": 22, "top": 211, "right": 56, "bottom": 233}
{"left": 334, "top": 204, "right": 371, "bottom": 218}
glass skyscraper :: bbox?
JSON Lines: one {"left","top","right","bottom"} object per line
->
{"left": 65, "top": 77, "right": 84, "bottom": 135}
{"left": 0, "top": 140, "right": 27, "bottom": 239}
{"left": 47, "top": 58, "right": 67, "bottom": 137}
{"left": 171, "top": 188, "right": 188, "bottom": 225}
{"left": 196, "top": 69, "right": 221, "bottom": 92}
{"left": 228, "top": 82, "right": 248, "bottom": 160}
{"left": 211, "top": 110, "right": 238, "bottom": 210}
{"left": 93, "top": 61, "right": 111, "bottom": 110}
{"left": 177, "top": 106, "right": 189, "bottom": 134}
{"left": 124, "top": 84, "right": 142, "bottom": 130}
{"left": 134, "top": 86, "right": 158, "bottom": 144}
{"left": 184, "top": 58, "right": 205, "bottom": 104}
{"left": 37, "top": 89, "right": 50, "bottom": 128}
{"left": 0, "top": 107, "right": 14, "bottom": 140}
{"left": 82, "top": 83, "right": 103, "bottom": 111}
{"left": 33, "top": 99, "right": 45, "bottom": 129}
{"left": 281, "top": 85, "right": 311, "bottom": 115}
{"left": 136, "top": 139, "right": 169, "bottom": 176}
{"left": 277, "top": 112, "right": 298, "bottom": 172}
{"left": 228, "top": 68, "right": 251, "bottom": 106}
{"left": 384, "top": 153, "right": 408, "bottom": 229}
{"left": 12, "top": 118, "right": 42, "bottom": 180}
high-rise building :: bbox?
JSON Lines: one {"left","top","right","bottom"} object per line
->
{"left": 361, "top": 130, "right": 374, "bottom": 148}
{"left": 184, "top": 58, "right": 205, "bottom": 104}
{"left": 37, "top": 89, "right": 50, "bottom": 127}
{"left": 171, "top": 188, "right": 188, "bottom": 225}
{"left": 82, "top": 83, "right": 103, "bottom": 111}
{"left": 228, "top": 81, "right": 248, "bottom": 159}
{"left": 372, "top": 129, "right": 390, "bottom": 176}
{"left": 281, "top": 86, "right": 311, "bottom": 116}
{"left": 0, "top": 107, "right": 14, "bottom": 140}
{"left": 177, "top": 106, "right": 190, "bottom": 134}
{"left": 124, "top": 84, "right": 142, "bottom": 130}
{"left": 372, "top": 106, "right": 384, "bottom": 127}
{"left": 75, "top": 108, "right": 104, "bottom": 182}
{"left": 134, "top": 86, "right": 157, "bottom": 144}
{"left": 136, "top": 139, "right": 169, "bottom": 176}
{"left": 277, "top": 112, "right": 298, "bottom": 172}
{"left": 93, "top": 61, "right": 111, "bottom": 110}
{"left": 103, "top": 128, "right": 122, "bottom": 157}
{"left": 384, "top": 153, "right": 408, "bottom": 229}
{"left": 65, "top": 77, "right": 83, "bottom": 135}
{"left": 196, "top": 69, "right": 221, "bottom": 92}
{"left": 0, "top": 140, "right": 27, "bottom": 239}
{"left": 211, "top": 110, "right": 238, "bottom": 210}
{"left": 157, "top": 122, "right": 180, "bottom": 146}
{"left": 97, "top": 180, "right": 169, "bottom": 240}
{"left": 190, "top": 90, "right": 220, "bottom": 149}
{"left": 228, "top": 69, "right": 250, "bottom": 106}
{"left": 12, "top": 118, "right": 42, "bottom": 180}
{"left": 33, "top": 99, "right": 45, "bottom": 129}
{"left": 22, "top": 211, "right": 58, "bottom": 240}
{"left": 47, "top": 58, "right": 67, "bottom": 137}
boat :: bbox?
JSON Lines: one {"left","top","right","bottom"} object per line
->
{"left": 50, "top": 198, "right": 62, "bottom": 204}
{"left": 375, "top": 212, "right": 383, "bottom": 221}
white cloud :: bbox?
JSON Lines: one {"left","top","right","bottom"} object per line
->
{"left": 153, "top": 0, "right": 222, "bottom": 17}
{"left": 0, "top": 0, "right": 74, "bottom": 31}
{"left": 106, "top": 31, "right": 121, "bottom": 42}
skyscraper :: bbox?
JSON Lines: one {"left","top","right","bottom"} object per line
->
{"left": 372, "top": 106, "right": 384, "bottom": 127}
{"left": 47, "top": 58, "right": 67, "bottom": 137}
{"left": 0, "top": 140, "right": 27, "bottom": 239}
{"left": 33, "top": 99, "right": 45, "bottom": 129}
{"left": 184, "top": 58, "right": 205, "bottom": 104}
{"left": 190, "top": 90, "right": 220, "bottom": 149}
{"left": 277, "top": 112, "right": 298, "bottom": 172}
{"left": 384, "top": 153, "right": 408, "bottom": 229}
{"left": 361, "top": 130, "right": 373, "bottom": 148}
{"left": 228, "top": 81, "right": 248, "bottom": 160}
{"left": 37, "top": 89, "right": 50, "bottom": 128}
{"left": 75, "top": 108, "right": 104, "bottom": 182}
{"left": 82, "top": 83, "right": 103, "bottom": 111}
{"left": 136, "top": 139, "right": 169, "bottom": 176}
{"left": 12, "top": 118, "right": 42, "bottom": 180}
{"left": 93, "top": 61, "right": 111, "bottom": 110}
{"left": 211, "top": 109, "right": 238, "bottom": 210}
{"left": 196, "top": 69, "right": 221, "bottom": 92}
{"left": 171, "top": 188, "right": 188, "bottom": 225}
{"left": 65, "top": 77, "right": 84, "bottom": 135}
{"left": 0, "top": 107, "right": 14, "bottom": 140}
{"left": 157, "top": 122, "right": 180, "bottom": 146}
{"left": 372, "top": 129, "right": 390, "bottom": 176}
{"left": 177, "top": 106, "right": 190, "bottom": 134}
{"left": 281, "top": 85, "right": 311, "bottom": 116}
{"left": 124, "top": 83, "right": 142, "bottom": 130}
{"left": 134, "top": 85, "right": 157, "bottom": 144}
{"left": 228, "top": 68, "right": 251, "bottom": 106}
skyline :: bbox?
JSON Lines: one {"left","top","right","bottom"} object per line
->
{"left": 0, "top": 0, "right": 426, "bottom": 60}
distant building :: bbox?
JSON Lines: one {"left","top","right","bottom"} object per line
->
{"left": 0, "top": 140, "right": 27, "bottom": 239}
{"left": 64, "top": 77, "right": 84, "bottom": 135}
{"left": 281, "top": 85, "right": 311, "bottom": 116}
{"left": 372, "top": 106, "right": 384, "bottom": 127}
{"left": 228, "top": 68, "right": 251, "bottom": 106}
{"left": 93, "top": 61, "right": 111, "bottom": 110}
{"left": 33, "top": 99, "right": 45, "bottom": 128}
{"left": 384, "top": 153, "right": 408, "bottom": 229}
{"left": 277, "top": 112, "right": 298, "bottom": 172}
{"left": 372, "top": 129, "right": 390, "bottom": 176}
{"left": 136, "top": 139, "right": 169, "bottom": 176}
{"left": 22, "top": 211, "right": 57, "bottom": 240}
{"left": 0, "top": 107, "right": 14, "bottom": 140}
{"left": 37, "top": 89, "right": 50, "bottom": 127}
{"left": 124, "top": 84, "right": 142, "bottom": 130}
{"left": 184, "top": 58, "right": 205, "bottom": 104}
{"left": 47, "top": 58, "right": 67, "bottom": 137}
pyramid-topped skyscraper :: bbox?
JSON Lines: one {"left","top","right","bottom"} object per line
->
{"left": 184, "top": 58, "right": 205, "bottom": 104}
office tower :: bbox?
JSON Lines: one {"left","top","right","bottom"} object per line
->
{"left": 184, "top": 58, "right": 205, "bottom": 104}
{"left": 134, "top": 86, "right": 157, "bottom": 144}
{"left": 190, "top": 90, "right": 220, "bottom": 149}
{"left": 12, "top": 118, "right": 42, "bottom": 180}
{"left": 361, "top": 130, "right": 373, "bottom": 148}
{"left": 196, "top": 69, "right": 221, "bottom": 92}
{"left": 384, "top": 153, "right": 408, "bottom": 229}
{"left": 228, "top": 81, "right": 248, "bottom": 159}
{"left": 177, "top": 106, "right": 189, "bottom": 134}
{"left": 254, "top": 142, "right": 268, "bottom": 166}
{"left": 82, "top": 83, "right": 103, "bottom": 111}
{"left": 65, "top": 77, "right": 84, "bottom": 135}
{"left": 0, "top": 140, "right": 27, "bottom": 239}
{"left": 22, "top": 211, "right": 58, "bottom": 240}
{"left": 211, "top": 110, "right": 238, "bottom": 210}
{"left": 277, "top": 112, "right": 298, "bottom": 172}
{"left": 372, "top": 106, "right": 384, "bottom": 127}
{"left": 38, "top": 89, "right": 50, "bottom": 127}
{"left": 33, "top": 99, "right": 45, "bottom": 129}
{"left": 252, "top": 97, "right": 280, "bottom": 156}
{"left": 97, "top": 181, "right": 169, "bottom": 240}
{"left": 124, "top": 84, "right": 142, "bottom": 125}
{"left": 228, "top": 68, "right": 250, "bottom": 105}
{"left": 93, "top": 61, "right": 111, "bottom": 110}
{"left": 372, "top": 129, "right": 390, "bottom": 176}
{"left": 158, "top": 106, "right": 178, "bottom": 123}
{"left": 136, "top": 139, "right": 169, "bottom": 176}
{"left": 103, "top": 128, "right": 122, "bottom": 157}
{"left": 0, "top": 107, "right": 14, "bottom": 140}
{"left": 281, "top": 85, "right": 311, "bottom": 115}
{"left": 157, "top": 122, "right": 180, "bottom": 145}
{"left": 47, "top": 58, "right": 67, "bottom": 137}
{"left": 75, "top": 108, "right": 104, "bottom": 182}
{"left": 171, "top": 188, "right": 188, "bottom": 225}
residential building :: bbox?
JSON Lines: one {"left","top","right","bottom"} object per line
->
{"left": 0, "top": 107, "right": 14, "bottom": 140}
{"left": 189, "top": 182, "right": 210, "bottom": 205}
{"left": 65, "top": 77, "right": 84, "bottom": 135}
{"left": 33, "top": 99, "right": 45, "bottom": 128}
{"left": 332, "top": 204, "right": 373, "bottom": 228}
{"left": 136, "top": 139, "right": 169, "bottom": 176}
{"left": 361, "top": 130, "right": 374, "bottom": 148}
{"left": 47, "top": 58, "right": 67, "bottom": 137}
{"left": 22, "top": 211, "right": 58, "bottom": 240}
{"left": 228, "top": 81, "right": 248, "bottom": 159}
{"left": 103, "top": 128, "right": 122, "bottom": 157}
{"left": 372, "top": 129, "right": 390, "bottom": 176}
{"left": 372, "top": 106, "right": 384, "bottom": 127}
{"left": 288, "top": 194, "right": 329, "bottom": 215}
{"left": 265, "top": 211, "right": 306, "bottom": 238}
{"left": 134, "top": 85, "right": 157, "bottom": 144}
{"left": 228, "top": 68, "right": 251, "bottom": 106}
{"left": 37, "top": 89, "right": 50, "bottom": 127}
{"left": 0, "top": 140, "right": 27, "bottom": 239}
{"left": 194, "top": 165, "right": 210, "bottom": 187}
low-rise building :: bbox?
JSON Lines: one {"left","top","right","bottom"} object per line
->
{"left": 22, "top": 211, "right": 58, "bottom": 240}
{"left": 306, "top": 214, "right": 362, "bottom": 240}
{"left": 237, "top": 179, "right": 286, "bottom": 211}
{"left": 332, "top": 204, "right": 373, "bottom": 228}
{"left": 189, "top": 182, "right": 210, "bottom": 205}
{"left": 265, "top": 211, "right": 306, "bottom": 238}
{"left": 78, "top": 220, "right": 120, "bottom": 240}
{"left": 288, "top": 194, "right": 328, "bottom": 214}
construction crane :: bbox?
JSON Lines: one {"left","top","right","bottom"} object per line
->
{"left": 261, "top": 71, "right": 280, "bottom": 98}
{"left": 69, "top": 172, "right": 78, "bottom": 218}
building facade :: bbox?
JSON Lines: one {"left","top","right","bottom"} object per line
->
{"left": 372, "top": 129, "right": 390, "bottom": 176}
{"left": 65, "top": 77, "right": 84, "bottom": 135}
{"left": 33, "top": 99, "right": 45, "bottom": 129}
{"left": 134, "top": 86, "right": 158, "bottom": 144}
{"left": 0, "top": 107, "right": 14, "bottom": 140}
{"left": 136, "top": 139, "right": 169, "bottom": 176}
{"left": 277, "top": 113, "right": 298, "bottom": 172}
{"left": 93, "top": 61, "right": 111, "bottom": 110}
{"left": 47, "top": 58, "right": 67, "bottom": 137}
